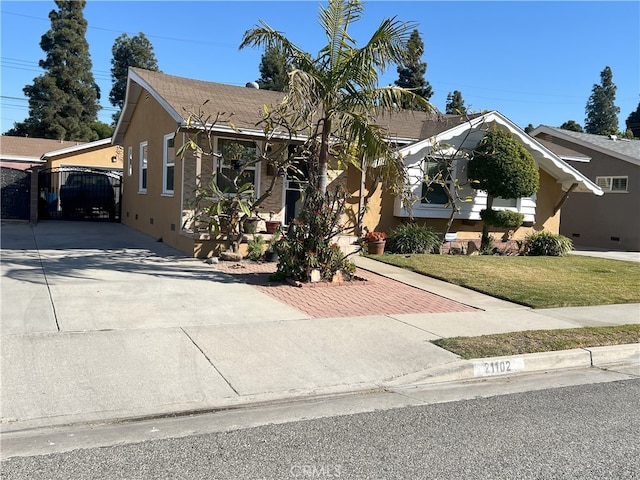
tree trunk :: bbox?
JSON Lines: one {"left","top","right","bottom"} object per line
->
{"left": 481, "top": 194, "right": 494, "bottom": 252}
{"left": 317, "top": 119, "right": 331, "bottom": 193}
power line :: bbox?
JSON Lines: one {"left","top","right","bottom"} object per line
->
{"left": 1, "top": 10, "right": 240, "bottom": 48}
{"left": 0, "top": 95, "right": 119, "bottom": 112}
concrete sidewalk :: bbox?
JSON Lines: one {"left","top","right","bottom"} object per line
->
{"left": 1, "top": 221, "right": 638, "bottom": 433}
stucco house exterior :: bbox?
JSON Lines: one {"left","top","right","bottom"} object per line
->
{"left": 529, "top": 126, "right": 640, "bottom": 251}
{"left": 112, "top": 67, "right": 602, "bottom": 257}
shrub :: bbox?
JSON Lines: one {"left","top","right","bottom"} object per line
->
{"left": 274, "top": 186, "right": 355, "bottom": 282}
{"left": 524, "top": 231, "right": 573, "bottom": 256}
{"left": 388, "top": 223, "right": 441, "bottom": 254}
{"left": 247, "top": 235, "right": 265, "bottom": 260}
{"left": 480, "top": 209, "right": 524, "bottom": 229}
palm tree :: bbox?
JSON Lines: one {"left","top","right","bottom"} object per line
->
{"left": 240, "top": 0, "right": 433, "bottom": 193}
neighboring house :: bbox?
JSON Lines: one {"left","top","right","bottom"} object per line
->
{"left": 113, "top": 67, "right": 602, "bottom": 257}
{"left": 529, "top": 126, "right": 640, "bottom": 251}
{"left": 0, "top": 136, "right": 81, "bottom": 170}
{"left": 1, "top": 136, "right": 81, "bottom": 220}
{"left": 0, "top": 136, "right": 123, "bottom": 221}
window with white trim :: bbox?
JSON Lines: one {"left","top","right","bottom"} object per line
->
{"left": 127, "top": 146, "right": 133, "bottom": 176}
{"left": 163, "top": 133, "right": 175, "bottom": 195}
{"left": 215, "top": 138, "right": 258, "bottom": 193}
{"left": 596, "top": 176, "right": 628, "bottom": 192}
{"left": 421, "top": 157, "right": 455, "bottom": 205}
{"left": 139, "top": 141, "right": 148, "bottom": 193}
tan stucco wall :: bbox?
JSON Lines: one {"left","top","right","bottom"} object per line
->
{"left": 120, "top": 93, "right": 185, "bottom": 251}
{"left": 46, "top": 144, "right": 123, "bottom": 170}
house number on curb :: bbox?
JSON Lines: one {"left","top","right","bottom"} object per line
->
{"left": 473, "top": 358, "right": 525, "bottom": 377}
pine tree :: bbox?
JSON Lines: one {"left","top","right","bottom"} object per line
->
{"left": 394, "top": 29, "right": 433, "bottom": 109}
{"left": 585, "top": 66, "right": 620, "bottom": 135}
{"left": 559, "top": 120, "right": 584, "bottom": 132}
{"left": 110, "top": 33, "right": 159, "bottom": 123}
{"left": 445, "top": 91, "right": 466, "bottom": 114}
{"left": 17, "top": 0, "right": 100, "bottom": 141}
{"left": 256, "top": 47, "right": 289, "bottom": 92}
{"left": 625, "top": 102, "right": 640, "bottom": 138}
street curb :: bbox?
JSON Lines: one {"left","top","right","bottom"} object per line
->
{"left": 384, "top": 343, "right": 640, "bottom": 387}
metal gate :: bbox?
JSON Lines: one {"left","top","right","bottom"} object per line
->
{"left": 38, "top": 167, "right": 122, "bottom": 221}
{"left": 1, "top": 167, "right": 31, "bottom": 220}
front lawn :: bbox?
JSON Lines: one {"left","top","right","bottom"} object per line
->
{"left": 370, "top": 254, "right": 640, "bottom": 308}
{"left": 432, "top": 324, "right": 640, "bottom": 359}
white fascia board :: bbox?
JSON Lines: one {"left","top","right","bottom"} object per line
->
{"left": 183, "top": 122, "right": 309, "bottom": 143}
{"left": 560, "top": 155, "right": 592, "bottom": 163}
{"left": 41, "top": 138, "right": 111, "bottom": 159}
{"left": 397, "top": 111, "right": 603, "bottom": 196}
{"left": 470, "top": 112, "right": 603, "bottom": 196}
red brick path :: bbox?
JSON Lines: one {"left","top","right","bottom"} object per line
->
{"left": 215, "top": 261, "right": 478, "bottom": 318}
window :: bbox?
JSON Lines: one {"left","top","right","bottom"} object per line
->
{"left": 596, "top": 176, "right": 628, "bottom": 193}
{"left": 139, "top": 141, "right": 148, "bottom": 193}
{"left": 492, "top": 197, "right": 518, "bottom": 208}
{"left": 421, "top": 157, "right": 451, "bottom": 205}
{"left": 163, "top": 133, "right": 175, "bottom": 195}
{"left": 127, "top": 146, "right": 132, "bottom": 176}
{"left": 215, "top": 138, "right": 258, "bottom": 193}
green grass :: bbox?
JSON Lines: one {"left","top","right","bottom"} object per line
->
{"left": 371, "top": 254, "right": 640, "bottom": 308}
{"left": 432, "top": 324, "right": 640, "bottom": 359}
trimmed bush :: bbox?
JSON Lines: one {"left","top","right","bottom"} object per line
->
{"left": 480, "top": 209, "right": 524, "bottom": 229}
{"left": 524, "top": 231, "right": 573, "bottom": 256}
{"left": 247, "top": 235, "right": 265, "bottom": 260}
{"left": 388, "top": 223, "right": 441, "bottom": 254}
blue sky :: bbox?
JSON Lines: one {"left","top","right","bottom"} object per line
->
{"left": 1, "top": 1, "right": 638, "bottom": 135}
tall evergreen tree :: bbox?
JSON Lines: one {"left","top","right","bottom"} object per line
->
{"left": 14, "top": 0, "right": 99, "bottom": 141}
{"left": 256, "top": 47, "right": 289, "bottom": 92}
{"left": 625, "top": 102, "right": 640, "bottom": 138}
{"left": 445, "top": 90, "right": 466, "bottom": 114}
{"left": 394, "top": 29, "right": 433, "bottom": 109}
{"left": 110, "top": 32, "right": 159, "bottom": 123}
{"left": 585, "top": 66, "right": 620, "bottom": 135}
{"left": 559, "top": 120, "right": 584, "bottom": 132}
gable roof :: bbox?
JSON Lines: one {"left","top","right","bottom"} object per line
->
{"left": 113, "top": 67, "right": 476, "bottom": 145}
{"left": 1, "top": 136, "right": 83, "bottom": 163}
{"left": 399, "top": 111, "right": 603, "bottom": 195}
{"left": 529, "top": 126, "right": 640, "bottom": 167}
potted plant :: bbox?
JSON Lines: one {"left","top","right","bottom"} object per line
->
{"left": 364, "top": 231, "right": 387, "bottom": 255}
{"left": 265, "top": 211, "right": 280, "bottom": 234}
{"left": 265, "top": 229, "right": 281, "bottom": 262}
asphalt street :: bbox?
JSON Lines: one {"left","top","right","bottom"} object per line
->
{"left": 2, "top": 378, "right": 638, "bottom": 479}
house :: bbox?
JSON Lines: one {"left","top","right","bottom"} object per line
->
{"left": 529, "top": 126, "right": 640, "bottom": 251}
{"left": 112, "top": 68, "right": 602, "bottom": 257}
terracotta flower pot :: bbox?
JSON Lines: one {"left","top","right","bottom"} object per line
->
{"left": 367, "top": 240, "right": 386, "bottom": 255}
{"left": 265, "top": 220, "right": 280, "bottom": 233}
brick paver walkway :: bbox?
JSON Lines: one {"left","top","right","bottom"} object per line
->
{"left": 215, "top": 261, "right": 478, "bottom": 318}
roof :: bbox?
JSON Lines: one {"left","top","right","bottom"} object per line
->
{"left": 529, "top": 126, "right": 640, "bottom": 167}
{"left": 41, "top": 138, "right": 113, "bottom": 159}
{"left": 399, "top": 111, "right": 603, "bottom": 196}
{"left": 1, "top": 136, "right": 83, "bottom": 163}
{"left": 113, "top": 67, "right": 468, "bottom": 145}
